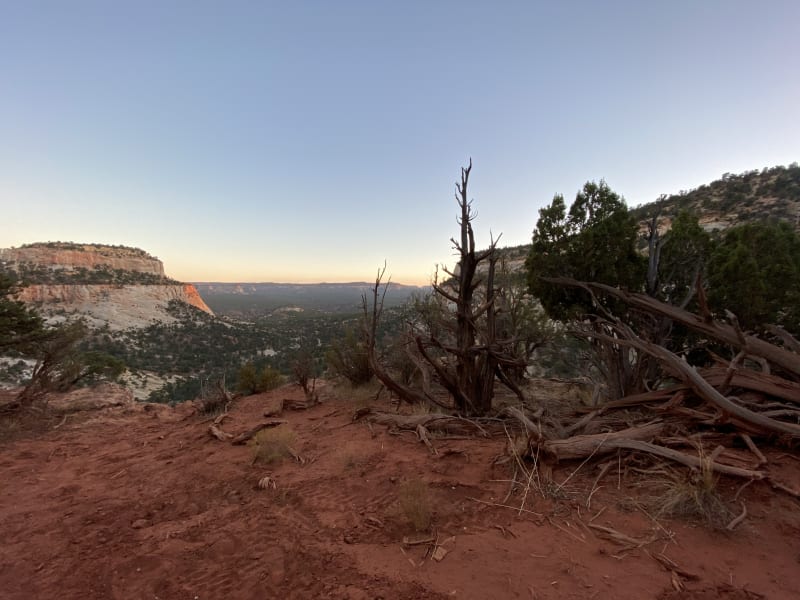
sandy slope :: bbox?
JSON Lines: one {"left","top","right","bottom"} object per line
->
{"left": 1, "top": 386, "right": 798, "bottom": 599}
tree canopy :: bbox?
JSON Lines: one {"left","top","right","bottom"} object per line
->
{"left": 656, "top": 210, "right": 712, "bottom": 306}
{"left": 708, "top": 221, "right": 800, "bottom": 334}
{"left": 0, "top": 273, "right": 45, "bottom": 352}
{"left": 526, "top": 180, "right": 644, "bottom": 321}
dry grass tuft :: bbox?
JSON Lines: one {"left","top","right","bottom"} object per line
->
{"left": 338, "top": 443, "right": 368, "bottom": 471}
{"left": 250, "top": 425, "right": 296, "bottom": 465}
{"left": 198, "top": 394, "right": 228, "bottom": 416}
{"left": 410, "top": 402, "right": 442, "bottom": 417}
{"left": 196, "top": 377, "right": 235, "bottom": 416}
{"left": 649, "top": 462, "right": 731, "bottom": 528}
{"left": 0, "top": 415, "right": 21, "bottom": 443}
{"left": 398, "top": 478, "right": 432, "bottom": 532}
{"left": 332, "top": 380, "right": 383, "bottom": 411}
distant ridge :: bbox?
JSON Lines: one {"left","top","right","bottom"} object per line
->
{"left": 193, "top": 281, "right": 430, "bottom": 318}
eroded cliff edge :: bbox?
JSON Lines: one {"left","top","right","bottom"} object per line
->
{"left": 16, "top": 283, "right": 213, "bottom": 330}
{"left": 1, "top": 242, "right": 213, "bottom": 330}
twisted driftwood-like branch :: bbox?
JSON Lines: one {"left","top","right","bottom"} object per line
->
{"left": 544, "top": 277, "right": 800, "bottom": 378}
{"left": 353, "top": 406, "right": 489, "bottom": 437}
{"left": 587, "top": 328, "right": 800, "bottom": 437}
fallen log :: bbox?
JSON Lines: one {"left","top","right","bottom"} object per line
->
{"left": 230, "top": 419, "right": 289, "bottom": 445}
{"left": 539, "top": 425, "right": 765, "bottom": 479}
{"left": 354, "top": 408, "right": 489, "bottom": 437}
{"left": 541, "top": 422, "right": 664, "bottom": 461}
{"left": 601, "top": 388, "right": 682, "bottom": 411}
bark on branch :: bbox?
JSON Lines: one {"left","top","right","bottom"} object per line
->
{"left": 545, "top": 277, "right": 800, "bottom": 378}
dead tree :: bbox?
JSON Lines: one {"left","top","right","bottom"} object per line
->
{"left": 362, "top": 265, "right": 432, "bottom": 407}
{"left": 362, "top": 161, "right": 524, "bottom": 416}
{"left": 291, "top": 350, "right": 319, "bottom": 405}
{"left": 423, "top": 161, "right": 531, "bottom": 414}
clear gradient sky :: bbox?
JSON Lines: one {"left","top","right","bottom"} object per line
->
{"left": 2, "top": 1, "right": 798, "bottom": 284}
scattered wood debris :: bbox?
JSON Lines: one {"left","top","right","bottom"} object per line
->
{"left": 257, "top": 475, "right": 277, "bottom": 490}
{"left": 402, "top": 534, "right": 436, "bottom": 546}
{"left": 493, "top": 280, "right": 800, "bottom": 507}
{"left": 353, "top": 407, "right": 490, "bottom": 437}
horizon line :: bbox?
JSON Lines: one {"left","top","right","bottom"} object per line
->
{"left": 187, "top": 279, "right": 432, "bottom": 287}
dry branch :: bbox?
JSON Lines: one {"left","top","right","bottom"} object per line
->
{"left": 535, "top": 423, "right": 765, "bottom": 479}
{"left": 767, "top": 477, "right": 800, "bottom": 498}
{"left": 230, "top": 419, "right": 289, "bottom": 445}
{"left": 766, "top": 325, "right": 800, "bottom": 353}
{"left": 609, "top": 440, "right": 765, "bottom": 479}
{"left": 602, "top": 388, "right": 685, "bottom": 410}
{"left": 500, "top": 406, "right": 542, "bottom": 441}
{"left": 587, "top": 523, "right": 655, "bottom": 548}
{"left": 415, "top": 424, "right": 438, "bottom": 455}
{"left": 546, "top": 278, "right": 800, "bottom": 378}
{"left": 208, "top": 424, "right": 233, "bottom": 441}
{"left": 648, "top": 552, "right": 700, "bottom": 582}
{"left": 740, "top": 434, "right": 768, "bottom": 466}
{"left": 726, "top": 502, "right": 747, "bottom": 531}
{"left": 699, "top": 367, "right": 800, "bottom": 405}
{"left": 590, "top": 330, "right": 800, "bottom": 436}
{"left": 540, "top": 423, "right": 664, "bottom": 461}
{"left": 354, "top": 407, "right": 489, "bottom": 437}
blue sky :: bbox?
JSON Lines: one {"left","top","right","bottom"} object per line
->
{"left": 2, "top": 1, "right": 798, "bottom": 284}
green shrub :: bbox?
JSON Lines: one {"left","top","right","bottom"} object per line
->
{"left": 325, "top": 327, "right": 372, "bottom": 386}
{"left": 236, "top": 362, "right": 283, "bottom": 394}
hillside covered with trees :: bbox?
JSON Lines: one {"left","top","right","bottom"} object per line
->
{"left": 630, "top": 163, "right": 800, "bottom": 230}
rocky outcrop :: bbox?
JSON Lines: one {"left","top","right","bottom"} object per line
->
{"left": 17, "top": 283, "right": 213, "bottom": 330}
{"left": 0, "top": 243, "right": 165, "bottom": 276}
{"left": 181, "top": 284, "right": 213, "bottom": 314}
{"left": 1, "top": 242, "right": 214, "bottom": 331}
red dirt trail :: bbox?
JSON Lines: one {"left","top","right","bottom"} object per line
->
{"left": 1, "top": 385, "right": 799, "bottom": 599}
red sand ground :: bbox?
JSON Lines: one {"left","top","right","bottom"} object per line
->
{"left": 1, "top": 385, "right": 799, "bottom": 599}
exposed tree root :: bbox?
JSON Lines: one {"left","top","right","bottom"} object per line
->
{"left": 353, "top": 407, "right": 490, "bottom": 437}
